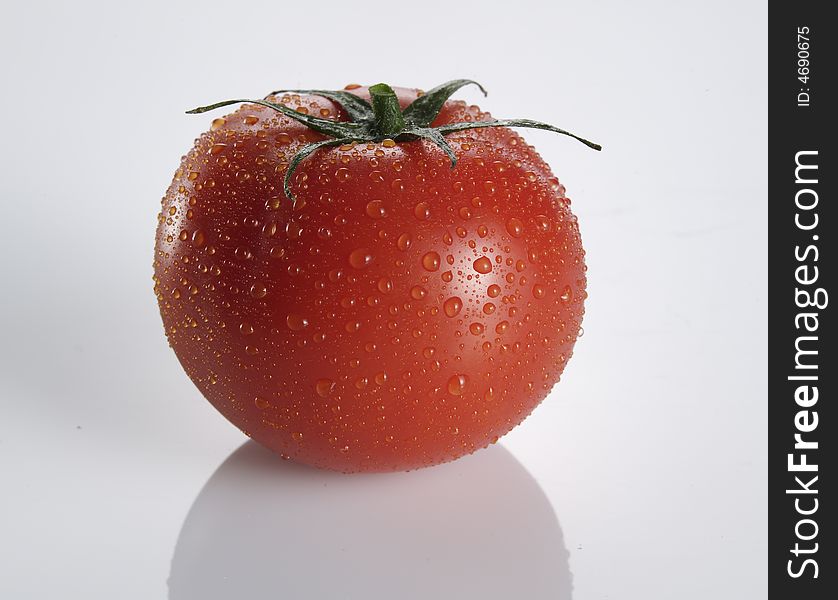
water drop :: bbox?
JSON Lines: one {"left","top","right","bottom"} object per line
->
{"left": 286, "top": 314, "right": 310, "bottom": 331}
{"left": 250, "top": 282, "right": 267, "bottom": 299}
{"left": 443, "top": 296, "right": 463, "bottom": 317}
{"left": 377, "top": 277, "right": 393, "bottom": 293}
{"left": 270, "top": 246, "right": 286, "bottom": 259}
{"left": 410, "top": 285, "right": 428, "bottom": 300}
{"left": 335, "top": 168, "right": 351, "bottom": 181}
{"left": 532, "top": 284, "right": 546, "bottom": 299}
{"left": 315, "top": 378, "right": 335, "bottom": 398}
{"left": 422, "top": 251, "right": 441, "bottom": 272}
{"left": 495, "top": 321, "right": 509, "bottom": 334}
{"left": 506, "top": 218, "right": 524, "bottom": 238}
{"left": 473, "top": 256, "right": 493, "bottom": 274}
{"left": 285, "top": 221, "right": 303, "bottom": 240}
{"left": 560, "top": 285, "right": 573, "bottom": 303}
{"left": 469, "top": 322, "right": 485, "bottom": 335}
{"left": 348, "top": 248, "right": 374, "bottom": 269}
{"left": 414, "top": 202, "right": 430, "bottom": 220}
{"left": 397, "top": 233, "right": 412, "bottom": 251}
{"left": 447, "top": 374, "right": 469, "bottom": 396}
{"left": 365, "top": 200, "right": 387, "bottom": 219}
{"left": 487, "top": 284, "right": 501, "bottom": 298}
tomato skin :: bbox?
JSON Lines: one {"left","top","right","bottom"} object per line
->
{"left": 154, "top": 87, "right": 586, "bottom": 472}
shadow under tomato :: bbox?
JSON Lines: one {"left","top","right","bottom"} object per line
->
{"left": 168, "top": 442, "right": 572, "bottom": 600}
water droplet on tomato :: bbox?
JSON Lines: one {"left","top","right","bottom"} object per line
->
{"left": 397, "top": 233, "right": 412, "bottom": 251}
{"left": 410, "top": 285, "right": 427, "bottom": 300}
{"left": 422, "top": 251, "right": 441, "bottom": 272}
{"left": 487, "top": 284, "right": 501, "bottom": 298}
{"left": 250, "top": 282, "right": 267, "bottom": 298}
{"left": 532, "top": 284, "right": 546, "bottom": 299}
{"left": 286, "top": 221, "right": 303, "bottom": 240}
{"left": 414, "top": 202, "right": 430, "bottom": 220}
{"left": 473, "top": 256, "right": 493, "bottom": 274}
{"left": 560, "top": 285, "right": 573, "bottom": 303}
{"left": 348, "top": 248, "right": 374, "bottom": 269}
{"left": 365, "top": 200, "right": 387, "bottom": 219}
{"left": 495, "top": 321, "right": 509, "bottom": 334}
{"left": 315, "top": 378, "right": 335, "bottom": 398}
{"left": 506, "top": 218, "right": 524, "bottom": 238}
{"left": 443, "top": 297, "right": 463, "bottom": 317}
{"left": 447, "top": 374, "right": 468, "bottom": 396}
{"left": 469, "top": 322, "right": 485, "bottom": 335}
{"left": 335, "top": 168, "right": 351, "bottom": 181}
{"left": 377, "top": 277, "right": 393, "bottom": 293}
{"left": 286, "top": 314, "right": 309, "bottom": 331}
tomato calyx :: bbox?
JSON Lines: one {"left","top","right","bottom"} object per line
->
{"left": 186, "top": 79, "right": 601, "bottom": 204}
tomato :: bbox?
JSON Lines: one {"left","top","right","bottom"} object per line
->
{"left": 153, "top": 81, "right": 597, "bottom": 472}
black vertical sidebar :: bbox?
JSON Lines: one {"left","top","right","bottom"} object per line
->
{"left": 769, "top": 3, "right": 834, "bottom": 598}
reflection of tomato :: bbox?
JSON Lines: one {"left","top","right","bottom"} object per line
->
{"left": 153, "top": 83, "right": 591, "bottom": 472}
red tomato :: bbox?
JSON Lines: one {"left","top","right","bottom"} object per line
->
{"left": 153, "top": 84, "right": 591, "bottom": 472}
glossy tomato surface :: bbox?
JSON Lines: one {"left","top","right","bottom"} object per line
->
{"left": 153, "top": 86, "right": 587, "bottom": 472}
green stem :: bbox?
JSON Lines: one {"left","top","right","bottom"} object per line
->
{"left": 368, "top": 83, "right": 404, "bottom": 136}
{"left": 186, "top": 79, "right": 601, "bottom": 203}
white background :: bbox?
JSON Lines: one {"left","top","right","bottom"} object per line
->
{"left": 0, "top": 1, "right": 766, "bottom": 598}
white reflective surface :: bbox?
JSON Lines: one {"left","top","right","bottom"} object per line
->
{"left": 0, "top": 1, "right": 766, "bottom": 598}
{"left": 171, "top": 443, "right": 571, "bottom": 599}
